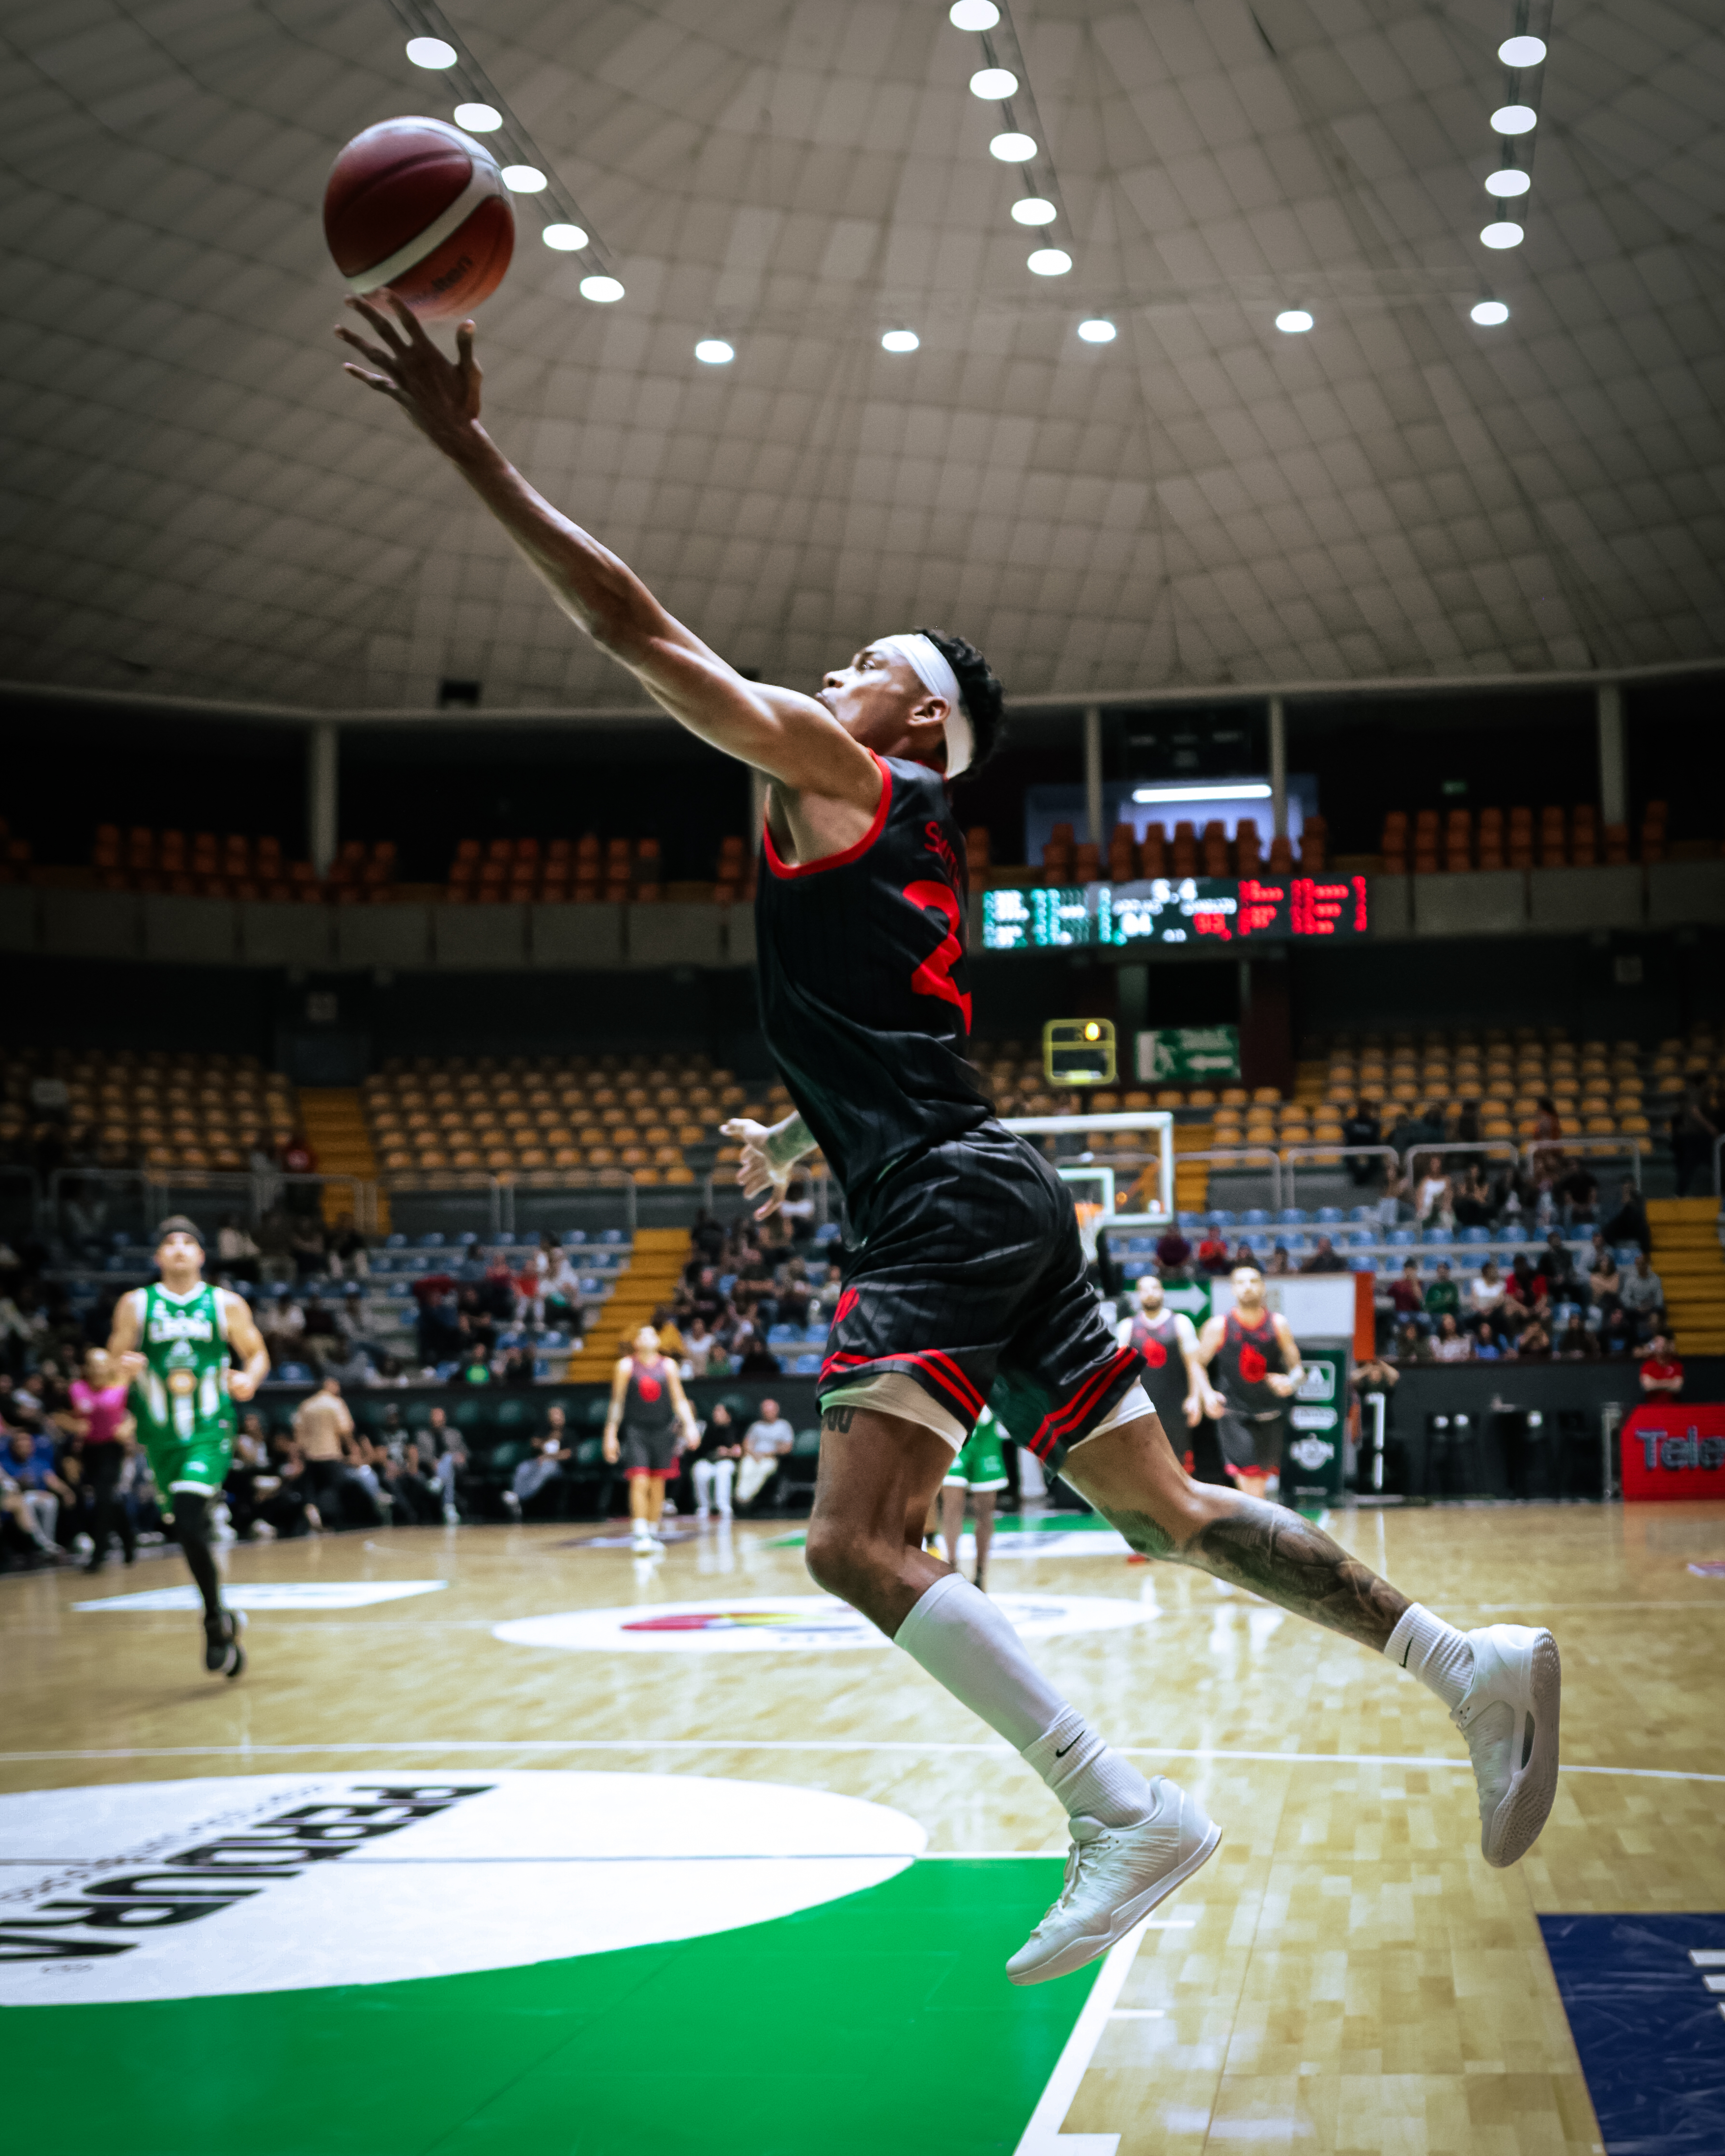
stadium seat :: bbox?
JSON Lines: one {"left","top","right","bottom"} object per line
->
{"left": 1315, "top": 1206, "right": 1343, "bottom": 1224}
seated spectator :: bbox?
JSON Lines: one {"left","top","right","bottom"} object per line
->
{"left": 377, "top": 1416, "right": 443, "bottom": 1525}
{"left": 1154, "top": 1224, "right": 1192, "bottom": 1279}
{"left": 1196, "top": 1228, "right": 1232, "bottom": 1276}
{"left": 1469, "top": 1261, "right": 1506, "bottom": 1322}
{"left": 543, "top": 1249, "right": 584, "bottom": 1329}
{"left": 1452, "top": 1164, "right": 1495, "bottom": 1229}
{"left": 688, "top": 1401, "right": 742, "bottom": 1519}
{"left": 1342, "top": 1100, "right": 1382, "bottom": 1185}
{"left": 4, "top": 1426, "right": 71, "bottom": 1552}
{"left": 1555, "top": 1316, "right": 1597, "bottom": 1361}
{"left": 1374, "top": 1165, "right": 1411, "bottom": 1229}
{"left": 322, "top": 1334, "right": 375, "bottom": 1389}
{"left": 737, "top": 1332, "right": 781, "bottom": 1377}
{"left": 1513, "top": 1316, "right": 1552, "bottom": 1359}
{"left": 1587, "top": 1240, "right": 1621, "bottom": 1314}
{"left": 779, "top": 1179, "right": 817, "bottom": 1244}
{"left": 300, "top": 1294, "right": 341, "bottom": 1366}
{"left": 1639, "top": 1333, "right": 1683, "bottom": 1397}
{"left": 1300, "top": 1234, "right": 1347, "bottom": 1275}
{"left": 1350, "top": 1353, "right": 1399, "bottom": 1403}
{"left": 1541, "top": 1230, "right": 1576, "bottom": 1291}
{"left": 458, "top": 1342, "right": 494, "bottom": 1385}
{"left": 1501, "top": 1254, "right": 1550, "bottom": 1327}
{"left": 1671, "top": 1081, "right": 1719, "bottom": 1198}
{"left": 1431, "top": 1313, "right": 1471, "bottom": 1362}
{"left": 289, "top": 1216, "right": 326, "bottom": 1280}
{"left": 1603, "top": 1179, "right": 1651, "bottom": 1255}
{"left": 1557, "top": 1161, "right": 1598, "bottom": 1226}
{"left": 1394, "top": 1319, "right": 1433, "bottom": 1363}
{"left": 1598, "top": 1302, "right": 1635, "bottom": 1359}
{"left": 410, "top": 1403, "right": 466, "bottom": 1523}
{"left": 216, "top": 1213, "right": 260, "bottom": 1271}
{"left": 1471, "top": 1319, "right": 1503, "bottom": 1361}
{"left": 507, "top": 1407, "right": 574, "bottom": 1520}
{"left": 1423, "top": 1261, "right": 1461, "bottom": 1324}
{"left": 1266, "top": 1244, "right": 1292, "bottom": 1276}
{"left": 1414, "top": 1158, "right": 1452, "bottom": 1230}
{"left": 326, "top": 1214, "right": 369, "bottom": 1279}
{"left": 344, "top": 1433, "right": 394, "bottom": 1524}
{"left": 500, "top": 1346, "right": 537, "bottom": 1387}
{"left": 1388, "top": 1259, "right": 1426, "bottom": 1324}
{"left": 1619, "top": 1254, "right": 1665, "bottom": 1339}
{"left": 735, "top": 1398, "right": 793, "bottom": 1513}
{"left": 681, "top": 1315, "right": 717, "bottom": 1377}
{"left": 261, "top": 1285, "right": 306, "bottom": 1367}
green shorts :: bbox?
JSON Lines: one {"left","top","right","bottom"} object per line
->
{"left": 944, "top": 1417, "right": 1007, "bottom": 1492}
{"left": 143, "top": 1430, "right": 234, "bottom": 1504}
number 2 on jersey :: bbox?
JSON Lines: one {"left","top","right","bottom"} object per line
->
{"left": 902, "top": 880, "right": 973, "bottom": 1033}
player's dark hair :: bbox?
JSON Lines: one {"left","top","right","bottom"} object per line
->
{"left": 154, "top": 1213, "right": 205, "bottom": 1251}
{"left": 915, "top": 626, "right": 1004, "bottom": 778}
{"left": 1233, "top": 1258, "right": 1264, "bottom": 1279}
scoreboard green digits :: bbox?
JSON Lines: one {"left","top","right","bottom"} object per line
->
{"left": 982, "top": 875, "right": 1370, "bottom": 951}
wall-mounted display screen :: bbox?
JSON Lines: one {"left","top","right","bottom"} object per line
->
{"left": 982, "top": 876, "right": 1369, "bottom": 950}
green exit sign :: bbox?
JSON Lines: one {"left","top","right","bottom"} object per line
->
{"left": 1136, "top": 1026, "right": 1241, "bottom": 1083}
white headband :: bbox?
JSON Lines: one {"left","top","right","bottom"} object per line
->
{"left": 876, "top": 633, "right": 974, "bottom": 779}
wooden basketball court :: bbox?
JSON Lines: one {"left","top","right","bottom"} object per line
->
{"left": 4, "top": 1500, "right": 1722, "bottom": 2154}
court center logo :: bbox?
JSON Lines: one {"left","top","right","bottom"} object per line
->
{"left": 493, "top": 1592, "right": 1153, "bottom": 1654}
{"left": 0, "top": 1771, "right": 924, "bottom": 2007}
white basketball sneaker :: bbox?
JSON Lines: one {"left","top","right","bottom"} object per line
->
{"left": 1006, "top": 1778, "right": 1220, "bottom": 1986}
{"left": 1453, "top": 1624, "right": 1561, "bottom": 1867}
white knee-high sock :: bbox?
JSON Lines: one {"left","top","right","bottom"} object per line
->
{"left": 894, "top": 1572, "right": 1154, "bottom": 1827}
{"left": 1385, "top": 1602, "right": 1474, "bottom": 1711}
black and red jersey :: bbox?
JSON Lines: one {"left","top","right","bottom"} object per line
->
{"left": 1216, "top": 1306, "right": 1290, "bottom": 1416}
{"left": 754, "top": 753, "right": 989, "bottom": 1207}
{"left": 1130, "top": 1308, "right": 1190, "bottom": 1433}
{"left": 621, "top": 1356, "right": 676, "bottom": 1436}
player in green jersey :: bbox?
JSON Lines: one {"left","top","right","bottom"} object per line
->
{"left": 109, "top": 1216, "right": 270, "bottom": 1677}
{"left": 939, "top": 1403, "right": 1008, "bottom": 1592}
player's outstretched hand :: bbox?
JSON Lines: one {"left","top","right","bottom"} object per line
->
{"left": 721, "top": 1117, "right": 791, "bottom": 1220}
{"left": 228, "top": 1370, "right": 257, "bottom": 1403}
{"left": 335, "top": 294, "right": 482, "bottom": 455}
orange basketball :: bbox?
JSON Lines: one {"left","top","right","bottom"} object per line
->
{"left": 324, "top": 116, "right": 514, "bottom": 321}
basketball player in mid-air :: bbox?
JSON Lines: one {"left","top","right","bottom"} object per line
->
{"left": 109, "top": 1218, "right": 269, "bottom": 1677}
{"left": 336, "top": 295, "right": 1563, "bottom": 1985}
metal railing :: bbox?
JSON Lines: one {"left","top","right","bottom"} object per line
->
{"left": 1004, "top": 1110, "right": 1177, "bottom": 1223}
{"left": 1280, "top": 1142, "right": 1401, "bottom": 1209}
{"left": 1518, "top": 1136, "right": 1642, "bottom": 1187}
{"left": 1167, "top": 1145, "right": 1284, "bottom": 1213}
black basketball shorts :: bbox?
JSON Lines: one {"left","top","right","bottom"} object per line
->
{"left": 1216, "top": 1410, "right": 1287, "bottom": 1477}
{"left": 818, "top": 1122, "right": 1141, "bottom": 1466}
{"left": 622, "top": 1424, "right": 679, "bottom": 1477}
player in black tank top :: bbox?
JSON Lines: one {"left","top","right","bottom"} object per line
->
{"left": 1195, "top": 1261, "right": 1304, "bottom": 1501}
{"left": 352, "top": 310, "right": 1568, "bottom": 1976}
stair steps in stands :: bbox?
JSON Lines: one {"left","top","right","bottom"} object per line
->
{"left": 297, "top": 1088, "right": 388, "bottom": 1233}
{"left": 1647, "top": 1196, "right": 1725, "bottom": 1356}
{"left": 599, "top": 1226, "right": 689, "bottom": 1352}
{"left": 1174, "top": 1121, "right": 1213, "bottom": 1214}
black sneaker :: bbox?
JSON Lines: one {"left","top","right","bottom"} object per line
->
{"left": 204, "top": 1611, "right": 246, "bottom": 1678}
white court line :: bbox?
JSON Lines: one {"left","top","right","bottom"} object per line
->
{"left": 3, "top": 1738, "right": 1722, "bottom": 1783}
{"left": 1014, "top": 1918, "right": 1154, "bottom": 2156}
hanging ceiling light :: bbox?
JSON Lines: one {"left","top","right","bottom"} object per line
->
{"left": 541, "top": 224, "right": 588, "bottom": 251}
{"left": 1485, "top": 168, "right": 1531, "bottom": 197}
{"left": 580, "top": 275, "right": 625, "bottom": 302}
{"left": 405, "top": 36, "right": 456, "bottom": 68}
{"left": 694, "top": 340, "right": 734, "bottom": 366}
{"left": 990, "top": 132, "right": 1037, "bottom": 162}
{"left": 1491, "top": 104, "right": 1537, "bottom": 134}
{"left": 949, "top": 0, "right": 999, "bottom": 27}
{"left": 453, "top": 103, "right": 501, "bottom": 132}
{"left": 500, "top": 165, "right": 547, "bottom": 193}
{"left": 1480, "top": 221, "right": 1524, "bottom": 249}
{"left": 1470, "top": 300, "right": 1510, "bottom": 325}
{"left": 1027, "top": 248, "right": 1072, "bottom": 276}
{"left": 1011, "top": 197, "right": 1057, "bottom": 226}
{"left": 1077, "top": 319, "right": 1117, "bottom": 343}
{"left": 1498, "top": 36, "right": 1546, "bottom": 66}
{"left": 1274, "top": 309, "right": 1314, "bottom": 333}
{"left": 881, "top": 328, "right": 920, "bottom": 352}
{"left": 970, "top": 67, "right": 1018, "bottom": 99}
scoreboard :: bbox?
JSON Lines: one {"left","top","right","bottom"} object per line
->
{"left": 982, "top": 875, "right": 1369, "bottom": 951}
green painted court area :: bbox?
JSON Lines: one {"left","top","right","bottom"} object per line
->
{"left": 5, "top": 1860, "right": 1085, "bottom": 2156}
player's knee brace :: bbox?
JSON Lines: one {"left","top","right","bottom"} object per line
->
{"left": 170, "top": 1491, "right": 211, "bottom": 1544}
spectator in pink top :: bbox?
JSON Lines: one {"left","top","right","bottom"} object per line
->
{"left": 68, "top": 1347, "right": 135, "bottom": 1573}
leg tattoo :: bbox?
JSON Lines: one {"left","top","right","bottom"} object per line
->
{"left": 1105, "top": 1498, "right": 1405, "bottom": 1650}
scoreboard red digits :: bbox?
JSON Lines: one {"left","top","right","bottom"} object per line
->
{"left": 983, "top": 875, "right": 1371, "bottom": 949}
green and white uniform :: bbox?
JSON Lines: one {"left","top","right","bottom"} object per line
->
{"left": 944, "top": 1404, "right": 1007, "bottom": 1492}
{"left": 127, "top": 1282, "right": 236, "bottom": 1499}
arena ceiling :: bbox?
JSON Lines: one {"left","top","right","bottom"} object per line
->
{"left": 4, "top": 0, "right": 1723, "bottom": 714}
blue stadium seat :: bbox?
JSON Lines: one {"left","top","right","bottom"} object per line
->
{"left": 1388, "top": 1228, "right": 1416, "bottom": 1246}
{"left": 767, "top": 1324, "right": 797, "bottom": 1346}
{"left": 1316, "top": 1206, "right": 1343, "bottom": 1224}
{"left": 1209, "top": 1211, "right": 1237, "bottom": 1227}
{"left": 562, "top": 1229, "right": 587, "bottom": 1246}
{"left": 1422, "top": 1227, "right": 1452, "bottom": 1243}
{"left": 601, "top": 1229, "right": 624, "bottom": 1243}
{"left": 1243, "top": 1209, "right": 1269, "bottom": 1226}
{"left": 494, "top": 1231, "right": 515, "bottom": 1247}
{"left": 1345, "top": 1230, "right": 1373, "bottom": 1247}
{"left": 814, "top": 1222, "right": 840, "bottom": 1244}
{"left": 1499, "top": 1225, "right": 1526, "bottom": 1244}
{"left": 1462, "top": 1226, "right": 1490, "bottom": 1243}
{"left": 1349, "top": 1206, "right": 1376, "bottom": 1223}
{"left": 276, "top": 1361, "right": 315, "bottom": 1383}
{"left": 792, "top": 1353, "right": 821, "bottom": 1375}
{"left": 1614, "top": 1243, "right": 1641, "bottom": 1266}
{"left": 418, "top": 1231, "right": 445, "bottom": 1248}
{"left": 385, "top": 1231, "right": 406, "bottom": 1249}
{"left": 1279, "top": 1208, "right": 1306, "bottom": 1225}
{"left": 538, "top": 1331, "right": 566, "bottom": 1350}
{"left": 105, "top": 1253, "right": 130, "bottom": 1271}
